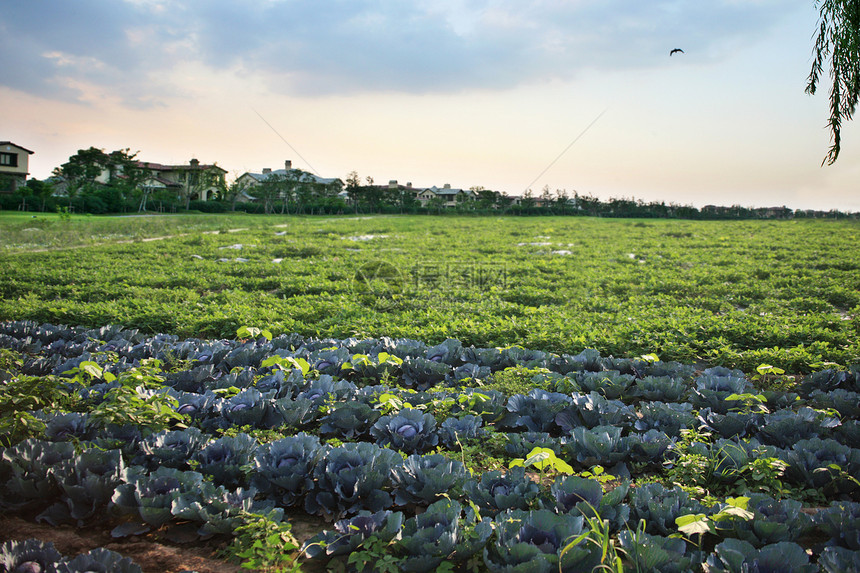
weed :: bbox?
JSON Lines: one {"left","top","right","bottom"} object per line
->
{"left": 224, "top": 512, "right": 302, "bottom": 573}
{"left": 481, "top": 365, "right": 554, "bottom": 395}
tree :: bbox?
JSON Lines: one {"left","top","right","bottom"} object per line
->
{"left": 55, "top": 147, "right": 111, "bottom": 188}
{"left": 555, "top": 188, "right": 570, "bottom": 215}
{"left": 252, "top": 173, "right": 285, "bottom": 214}
{"left": 54, "top": 147, "right": 140, "bottom": 210}
{"left": 474, "top": 187, "right": 498, "bottom": 210}
{"left": 807, "top": 0, "right": 860, "bottom": 165}
{"left": 345, "top": 170, "right": 363, "bottom": 210}
{"left": 25, "top": 179, "right": 55, "bottom": 211}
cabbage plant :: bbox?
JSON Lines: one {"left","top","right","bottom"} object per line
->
{"left": 251, "top": 433, "right": 322, "bottom": 507}
{"left": 0, "top": 439, "right": 76, "bottom": 511}
{"left": 172, "top": 485, "right": 283, "bottom": 537}
{"left": 691, "top": 373, "right": 754, "bottom": 414}
{"left": 57, "top": 548, "right": 142, "bottom": 573}
{"left": 0, "top": 538, "right": 64, "bottom": 573}
{"left": 629, "top": 430, "right": 674, "bottom": 466}
{"left": 319, "top": 401, "right": 380, "bottom": 440}
{"left": 221, "top": 387, "right": 269, "bottom": 428}
{"left": 391, "top": 454, "right": 468, "bottom": 506}
{"left": 303, "top": 510, "right": 404, "bottom": 560}
{"left": 192, "top": 433, "right": 257, "bottom": 489}
{"left": 617, "top": 529, "right": 702, "bottom": 573}
{"left": 698, "top": 408, "right": 758, "bottom": 439}
{"left": 371, "top": 408, "right": 438, "bottom": 454}
{"left": 631, "top": 375, "right": 688, "bottom": 402}
{"left": 395, "top": 498, "right": 492, "bottom": 572}
{"left": 401, "top": 357, "right": 453, "bottom": 390}
{"left": 112, "top": 466, "right": 207, "bottom": 530}
{"left": 628, "top": 483, "right": 708, "bottom": 536}
{"left": 305, "top": 442, "right": 402, "bottom": 520}
{"left": 501, "top": 390, "right": 572, "bottom": 433}
{"left": 563, "top": 425, "right": 633, "bottom": 468}
{"left": 542, "top": 475, "right": 630, "bottom": 533}
{"left": 42, "top": 412, "right": 94, "bottom": 442}
{"left": 634, "top": 402, "right": 695, "bottom": 436}
{"left": 166, "top": 389, "right": 218, "bottom": 421}
{"left": 134, "top": 427, "right": 209, "bottom": 471}
{"left": 818, "top": 546, "right": 860, "bottom": 573}
{"left": 483, "top": 509, "right": 603, "bottom": 573}
{"left": 780, "top": 437, "right": 860, "bottom": 492}
{"left": 798, "top": 369, "right": 852, "bottom": 396}
{"left": 36, "top": 448, "right": 124, "bottom": 527}
{"left": 721, "top": 493, "right": 811, "bottom": 546}
{"left": 705, "top": 539, "right": 817, "bottom": 572}
{"left": 837, "top": 419, "right": 860, "bottom": 449}
{"left": 267, "top": 397, "right": 318, "bottom": 430}
{"left": 463, "top": 467, "right": 541, "bottom": 517}
{"left": 449, "top": 363, "right": 492, "bottom": 386}
{"left": 555, "top": 392, "right": 635, "bottom": 432}
{"left": 815, "top": 500, "right": 860, "bottom": 550}
{"left": 504, "top": 432, "right": 561, "bottom": 458}
{"left": 575, "top": 371, "right": 634, "bottom": 400}
{"left": 438, "top": 415, "right": 483, "bottom": 449}
{"left": 296, "top": 375, "right": 357, "bottom": 404}
{"left": 756, "top": 407, "right": 841, "bottom": 448}
{"left": 810, "top": 389, "right": 860, "bottom": 419}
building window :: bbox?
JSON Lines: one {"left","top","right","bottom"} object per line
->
{"left": 0, "top": 152, "right": 18, "bottom": 167}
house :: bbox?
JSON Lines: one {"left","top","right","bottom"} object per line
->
{"left": 236, "top": 160, "right": 343, "bottom": 202}
{"left": 135, "top": 159, "right": 227, "bottom": 202}
{"left": 354, "top": 180, "right": 421, "bottom": 205}
{"left": 417, "top": 183, "right": 475, "bottom": 207}
{"left": 0, "top": 142, "right": 34, "bottom": 193}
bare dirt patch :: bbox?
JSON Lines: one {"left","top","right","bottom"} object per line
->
{"left": 1, "top": 509, "right": 330, "bottom": 573}
{"left": 0, "top": 516, "right": 239, "bottom": 573}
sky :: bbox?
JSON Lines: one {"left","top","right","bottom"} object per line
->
{"left": 1, "top": 0, "right": 858, "bottom": 211}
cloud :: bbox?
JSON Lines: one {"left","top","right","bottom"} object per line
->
{"left": 0, "top": 0, "right": 809, "bottom": 104}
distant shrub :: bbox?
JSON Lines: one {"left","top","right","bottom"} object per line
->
{"left": 188, "top": 200, "right": 228, "bottom": 213}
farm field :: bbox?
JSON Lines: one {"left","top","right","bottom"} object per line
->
{"left": 0, "top": 211, "right": 276, "bottom": 251}
{"left": 1, "top": 214, "right": 859, "bottom": 372}
{"left": 2, "top": 213, "right": 860, "bottom": 572}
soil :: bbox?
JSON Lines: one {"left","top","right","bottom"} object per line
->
{"left": 0, "top": 510, "right": 329, "bottom": 573}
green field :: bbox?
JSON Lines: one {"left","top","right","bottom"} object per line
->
{"left": 2, "top": 213, "right": 859, "bottom": 372}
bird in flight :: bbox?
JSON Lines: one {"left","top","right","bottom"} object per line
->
{"left": 670, "top": 48, "right": 684, "bottom": 56}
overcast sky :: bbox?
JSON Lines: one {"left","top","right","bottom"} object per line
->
{"left": 2, "top": 0, "right": 858, "bottom": 210}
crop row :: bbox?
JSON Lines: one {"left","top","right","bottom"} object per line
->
{"left": 2, "top": 321, "right": 860, "bottom": 571}
{"left": 2, "top": 216, "right": 859, "bottom": 372}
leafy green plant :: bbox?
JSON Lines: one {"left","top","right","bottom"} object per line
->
{"left": 509, "top": 446, "right": 574, "bottom": 480}
{"left": 482, "top": 365, "right": 554, "bottom": 395}
{"left": 455, "top": 431, "right": 509, "bottom": 475}
{"left": 373, "top": 392, "right": 406, "bottom": 415}
{"left": 735, "top": 455, "right": 789, "bottom": 497}
{"left": 342, "top": 352, "right": 403, "bottom": 381}
{"left": 225, "top": 512, "right": 302, "bottom": 573}
{"left": 347, "top": 534, "right": 401, "bottom": 573}
{"left": 237, "top": 326, "right": 273, "bottom": 341}
{"left": 664, "top": 428, "right": 715, "bottom": 498}
{"left": 0, "top": 362, "right": 78, "bottom": 447}
{"left": 724, "top": 392, "right": 769, "bottom": 414}
{"left": 751, "top": 363, "right": 788, "bottom": 390}
{"left": 578, "top": 465, "right": 617, "bottom": 486}
{"left": 84, "top": 360, "right": 187, "bottom": 434}
{"left": 674, "top": 496, "right": 754, "bottom": 548}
